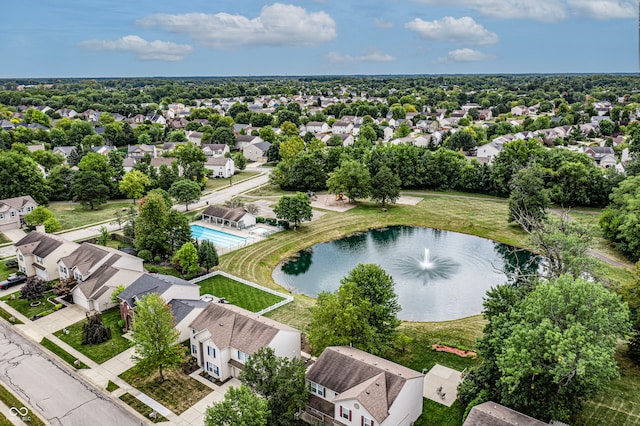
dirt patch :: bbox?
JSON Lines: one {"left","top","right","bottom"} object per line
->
{"left": 310, "top": 194, "right": 358, "bottom": 212}
{"left": 432, "top": 344, "right": 477, "bottom": 358}
{"left": 396, "top": 196, "right": 423, "bottom": 206}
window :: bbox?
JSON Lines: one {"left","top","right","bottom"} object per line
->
{"left": 213, "top": 365, "right": 219, "bottom": 376}
{"left": 340, "top": 407, "right": 351, "bottom": 421}
{"left": 26, "top": 206, "right": 33, "bottom": 212}
{"left": 74, "top": 270, "right": 83, "bottom": 281}
{"left": 0, "top": 213, "right": 4, "bottom": 219}
{"left": 310, "top": 382, "right": 325, "bottom": 397}
{"left": 207, "top": 346, "right": 217, "bottom": 358}
{"left": 362, "top": 417, "right": 374, "bottom": 426}
{"left": 18, "top": 254, "right": 23, "bottom": 261}
{"left": 10, "top": 211, "right": 16, "bottom": 217}
{"left": 191, "top": 345, "right": 197, "bottom": 355}
{"left": 237, "top": 350, "right": 249, "bottom": 363}
{"left": 35, "top": 256, "right": 43, "bottom": 265}
{"left": 59, "top": 265, "right": 67, "bottom": 275}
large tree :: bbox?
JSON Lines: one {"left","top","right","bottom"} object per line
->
{"left": 72, "top": 170, "right": 110, "bottom": 209}
{"left": 0, "top": 151, "right": 49, "bottom": 204}
{"left": 204, "top": 386, "right": 269, "bottom": 426}
{"left": 169, "top": 179, "right": 201, "bottom": 211}
{"left": 135, "top": 192, "right": 171, "bottom": 258}
{"left": 370, "top": 165, "right": 401, "bottom": 208}
{"left": 239, "top": 347, "right": 307, "bottom": 426}
{"left": 327, "top": 159, "right": 372, "bottom": 203}
{"left": 131, "top": 293, "right": 186, "bottom": 383}
{"left": 119, "top": 170, "right": 150, "bottom": 204}
{"left": 599, "top": 175, "right": 640, "bottom": 262}
{"left": 23, "top": 206, "right": 61, "bottom": 233}
{"left": 273, "top": 192, "right": 313, "bottom": 229}
{"left": 175, "top": 142, "right": 206, "bottom": 183}
{"left": 197, "top": 240, "right": 219, "bottom": 272}
{"left": 460, "top": 275, "right": 629, "bottom": 422}
{"left": 172, "top": 241, "right": 200, "bottom": 277}
{"left": 508, "top": 163, "right": 550, "bottom": 228}
{"left": 307, "top": 264, "right": 400, "bottom": 355}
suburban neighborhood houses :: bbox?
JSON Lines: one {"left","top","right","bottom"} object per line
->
{"left": 0, "top": 73, "right": 639, "bottom": 426}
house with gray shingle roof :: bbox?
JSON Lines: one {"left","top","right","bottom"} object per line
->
{"left": 303, "top": 346, "right": 424, "bottom": 426}
{"left": 0, "top": 195, "right": 38, "bottom": 232}
{"left": 118, "top": 273, "right": 205, "bottom": 340}
{"left": 201, "top": 205, "right": 255, "bottom": 230}
{"left": 462, "top": 401, "right": 547, "bottom": 426}
{"left": 189, "top": 302, "right": 301, "bottom": 381}
{"left": 14, "top": 231, "right": 79, "bottom": 280}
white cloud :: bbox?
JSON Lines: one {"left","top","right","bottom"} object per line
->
{"left": 433, "top": 48, "right": 494, "bottom": 63}
{"left": 137, "top": 3, "right": 337, "bottom": 49}
{"left": 373, "top": 18, "right": 395, "bottom": 29}
{"left": 405, "top": 16, "right": 498, "bottom": 45}
{"left": 327, "top": 50, "right": 396, "bottom": 63}
{"left": 78, "top": 35, "right": 193, "bottom": 61}
{"left": 415, "top": 0, "right": 636, "bottom": 21}
{"left": 566, "top": 0, "right": 636, "bottom": 19}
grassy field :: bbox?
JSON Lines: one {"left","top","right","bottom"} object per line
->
{"left": 197, "top": 274, "right": 284, "bottom": 312}
{"left": 54, "top": 308, "right": 131, "bottom": 364}
{"left": 1, "top": 291, "right": 58, "bottom": 318}
{"left": 144, "top": 263, "right": 183, "bottom": 278}
{"left": 205, "top": 170, "right": 261, "bottom": 192}
{"left": 119, "top": 393, "right": 167, "bottom": 423}
{"left": 0, "top": 382, "right": 46, "bottom": 426}
{"left": 218, "top": 193, "right": 639, "bottom": 425}
{"left": 0, "top": 304, "right": 23, "bottom": 324}
{"left": 48, "top": 200, "right": 133, "bottom": 230}
{"left": 0, "top": 262, "right": 15, "bottom": 281}
{"left": 40, "top": 338, "right": 89, "bottom": 369}
{"left": 119, "top": 365, "right": 211, "bottom": 415}
{"left": 106, "top": 380, "right": 120, "bottom": 392}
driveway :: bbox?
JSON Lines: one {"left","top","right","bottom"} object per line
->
{"left": 0, "top": 323, "right": 141, "bottom": 426}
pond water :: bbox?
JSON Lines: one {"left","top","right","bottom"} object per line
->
{"left": 272, "top": 226, "right": 539, "bottom": 321}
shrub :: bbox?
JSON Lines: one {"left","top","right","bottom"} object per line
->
{"left": 117, "top": 319, "right": 126, "bottom": 329}
{"left": 153, "top": 255, "right": 161, "bottom": 263}
{"left": 53, "top": 278, "right": 76, "bottom": 296}
{"left": 277, "top": 220, "right": 290, "bottom": 229}
{"left": 256, "top": 216, "right": 265, "bottom": 223}
{"left": 138, "top": 250, "right": 153, "bottom": 262}
{"left": 20, "top": 277, "right": 46, "bottom": 301}
{"left": 4, "top": 259, "right": 18, "bottom": 268}
{"left": 82, "top": 312, "right": 112, "bottom": 345}
{"left": 54, "top": 304, "right": 63, "bottom": 311}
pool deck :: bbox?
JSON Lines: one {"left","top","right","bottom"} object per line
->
{"left": 194, "top": 221, "right": 280, "bottom": 254}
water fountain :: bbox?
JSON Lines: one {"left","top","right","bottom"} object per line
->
{"left": 394, "top": 248, "right": 460, "bottom": 281}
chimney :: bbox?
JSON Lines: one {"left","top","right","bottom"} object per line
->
{"left": 35, "top": 224, "right": 46, "bottom": 233}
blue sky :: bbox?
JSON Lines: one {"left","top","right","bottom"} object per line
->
{"left": 1, "top": 0, "right": 637, "bottom": 77}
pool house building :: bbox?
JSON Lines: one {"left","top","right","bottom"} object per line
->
{"left": 201, "top": 205, "right": 256, "bottom": 229}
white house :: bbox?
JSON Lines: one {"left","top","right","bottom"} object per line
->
{"left": 200, "top": 206, "right": 256, "bottom": 230}
{"left": 118, "top": 273, "right": 205, "bottom": 340}
{"left": 201, "top": 144, "right": 230, "bottom": 157}
{"left": 304, "top": 346, "right": 424, "bottom": 426}
{"left": 205, "top": 157, "right": 235, "bottom": 179}
{"left": 306, "top": 122, "right": 330, "bottom": 134}
{"left": 511, "top": 105, "right": 529, "bottom": 116}
{"left": 0, "top": 195, "right": 38, "bottom": 232}
{"left": 58, "top": 243, "right": 145, "bottom": 312}
{"left": 14, "top": 231, "right": 79, "bottom": 280}
{"left": 476, "top": 140, "right": 506, "bottom": 163}
{"left": 189, "top": 302, "right": 301, "bottom": 381}
{"left": 332, "top": 121, "right": 354, "bottom": 135}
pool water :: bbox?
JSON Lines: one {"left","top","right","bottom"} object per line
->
{"left": 191, "top": 225, "right": 252, "bottom": 249}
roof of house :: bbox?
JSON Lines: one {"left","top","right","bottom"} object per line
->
{"left": 150, "top": 157, "right": 177, "bottom": 168}
{"left": 307, "top": 346, "right": 422, "bottom": 424}
{"left": 236, "top": 135, "right": 257, "bottom": 143}
{"left": 250, "top": 141, "right": 271, "bottom": 152}
{"left": 59, "top": 243, "right": 111, "bottom": 276}
{"left": 169, "top": 298, "right": 208, "bottom": 324}
{"left": 0, "top": 195, "right": 37, "bottom": 210}
{"left": 201, "top": 206, "right": 247, "bottom": 222}
{"left": 205, "top": 157, "right": 232, "bottom": 166}
{"left": 202, "top": 143, "right": 227, "bottom": 151}
{"left": 190, "top": 302, "right": 298, "bottom": 354}
{"left": 463, "top": 401, "right": 547, "bottom": 426}
{"left": 15, "top": 231, "right": 74, "bottom": 258}
{"left": 118, "top": 273, "right": 197, "bottom": 307}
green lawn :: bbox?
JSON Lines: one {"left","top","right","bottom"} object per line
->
{"left": 106, "top": 380, "right": 120, "bottom": 392}
{"left": 48, "top": 200, "right": 133, "bottom": 230}
{"left": 205, "top": 170, "right": 261, "bottom": 192}
{"left": 197, "top": 274, "right": 284, "bottom": 312}
{"left": 0, "top": 304, "right": 23, "bottom": 324}
{"left": 0, "top": 262, "right": 15, "bottom": 281}
{"left": 1, "top": 291, "right": 58, "bottom": 318}
{"left": 144, "top": 263, "right": 183, "bottom": 278}
{"left": 54, "top": 308, "right": 132, "bottom": 364}
{"left": 40, "top": 338, "right": 89, "bottom": 369}
{"left": 0, "top": 233, "right": 10, "bottom": 245}
{"left": 119, "top": 393, "right": 167, "bottom": 423}
{"left": 0, "top": 382, "right": 46, "bottom": 426}
{"left": 119, "top": 365, "right": 211, "bottom": 415}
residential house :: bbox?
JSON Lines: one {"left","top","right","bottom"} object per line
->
{"left": 14, "top": 231, "right": 79, "bottom": 280}
{"left": 145, "top": 114, "right": 166, "bottom": 126}
{"left": 235, "top": 135, "right": 263, "bottom": 151}
{"left": 168, "top": 118, "right": 189, "bottom": 129}
{"left": 201, "top": 144, "right": 229, "bottom": 157}
{"left": 332, "top": 121, "right": 354, "bottom": 135}
{"left": 416, "top": 120, "right": 439, "bottom": 133}
{"left": 303, "top": 346, "right": 424, "bottom": 426}
{"left": 205, "top": 157, "right": 235, "bottom": 179}
{"left": 306, "top": 122, "right": 330, "bottom": 134}
{"left": 243, "top": 141, "right": 272, "bottom": 162}
{"left": 233, "top": 123, "right": 250, "bottom": 134}
{"left": 322, "top": 133, "right": 354, "bottom": 147}
{"left": 186, "top": 131, "right": 204, "bottom": 145}
{"left": 59, "top": 244, "right": 145, "bottom": 312}
{"left": 127, "top": 144, "right": 157, "bottom": 159}
{"left": 53, "top": 146, "right": 77, "bottom": 160}
{"left": 129, "top": 114, "right": 146, "bottom": 124}
{"left": 461, "top": 103, "right": 480, "bottom": 112}
{"left": 476, "top": 140, "right": 506, "bottom": 163}
{"left": 189, "top": 302, "right": 301, "bottom": 381}
{"left": 0, "top": 120, "right": 14, "bottom": 131}
{"left": 150, "top": 157, "right": 182, "bottom": 175}
{"left": 583, "top": 146, "right": 617, "bottom": 168}
{"left": 0, "top": 196, "right": 38, "bottom": 232}
{"left": 478, "top": 109, "right": 493, "bottom": 120}
{"left": 511, "top": 105, "right": 529, "bottom": 116}
{"left": 56, "top": 108, "right": 78, "bottom": 119}
{"left": 200, "top": 206, "right": 256, "bottom": 230}
{"left": 27, "top": 144, "right": 46, "bottom": 153}
{"left": 462, "top": 401, "right": 547, "bottom": 426}
{"left": 122, "top": 157, "right": 136, "bottom": 172}
{"left": 118, "top": 273, "right": 205, "bottom": 340}
{"left": 91, "top": 145, "right": 117, "bottom": 156}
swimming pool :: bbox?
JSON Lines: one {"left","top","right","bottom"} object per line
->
{"left": 191, "top": 225, "right": 252, "bottom": 249}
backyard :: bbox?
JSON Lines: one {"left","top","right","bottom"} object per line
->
{"left": 53, "top": 308, "right": 132, "bottom": 364}
{"left": 197, "top": 274, "right": 284, "bottom": 312}
{"left": 48, "top": 200, "right": 133, "bottom": 230}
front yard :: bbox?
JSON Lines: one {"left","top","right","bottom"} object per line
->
{"left": 197, "top": 274, "right": 284, "bottom": 312}
{"left": 1, "top": 290, "right": 59, "bottom": 318}
{"left": 119, "top": 364, "right": 211, "bottom": 415}
{"left": 53, "top": 308, "right": 131, "bottom": 364}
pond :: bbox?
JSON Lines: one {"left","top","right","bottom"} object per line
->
{"left": 272, "top": 226, "right": 540, "bottom": 321}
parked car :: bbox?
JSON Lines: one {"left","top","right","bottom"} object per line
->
{"left": 0, "top": 275, "right": 27, "bottom": 290}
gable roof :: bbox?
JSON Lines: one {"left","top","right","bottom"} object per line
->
{"left": 59, "top": 243, "right": 111, "bottom": 276}
{"left": 170, "top": 299, "right": 208, "bottom": 325}
{"left": 201, "top": 205, "right": 247, "bottom": 222}
{"left": 118, "top": 273, "right": 197, "bottom": 307}
{"left": 307, "top": 346, "right": 422, "bottom": 424}
{"left": 463, "top": 401, "right": 547, "bottom": 426}
{"left": 190, "top": 302, "right": 297, "bottom": 354}
{"left": 15, "top": 231, "right": 73, "bottom": 258}
{"left": 0, "top": 195, "right": 37, "bottom": 210}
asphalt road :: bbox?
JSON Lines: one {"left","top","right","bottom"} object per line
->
{"left": 0, "top": 323, "right": 142, "bottom": 426}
